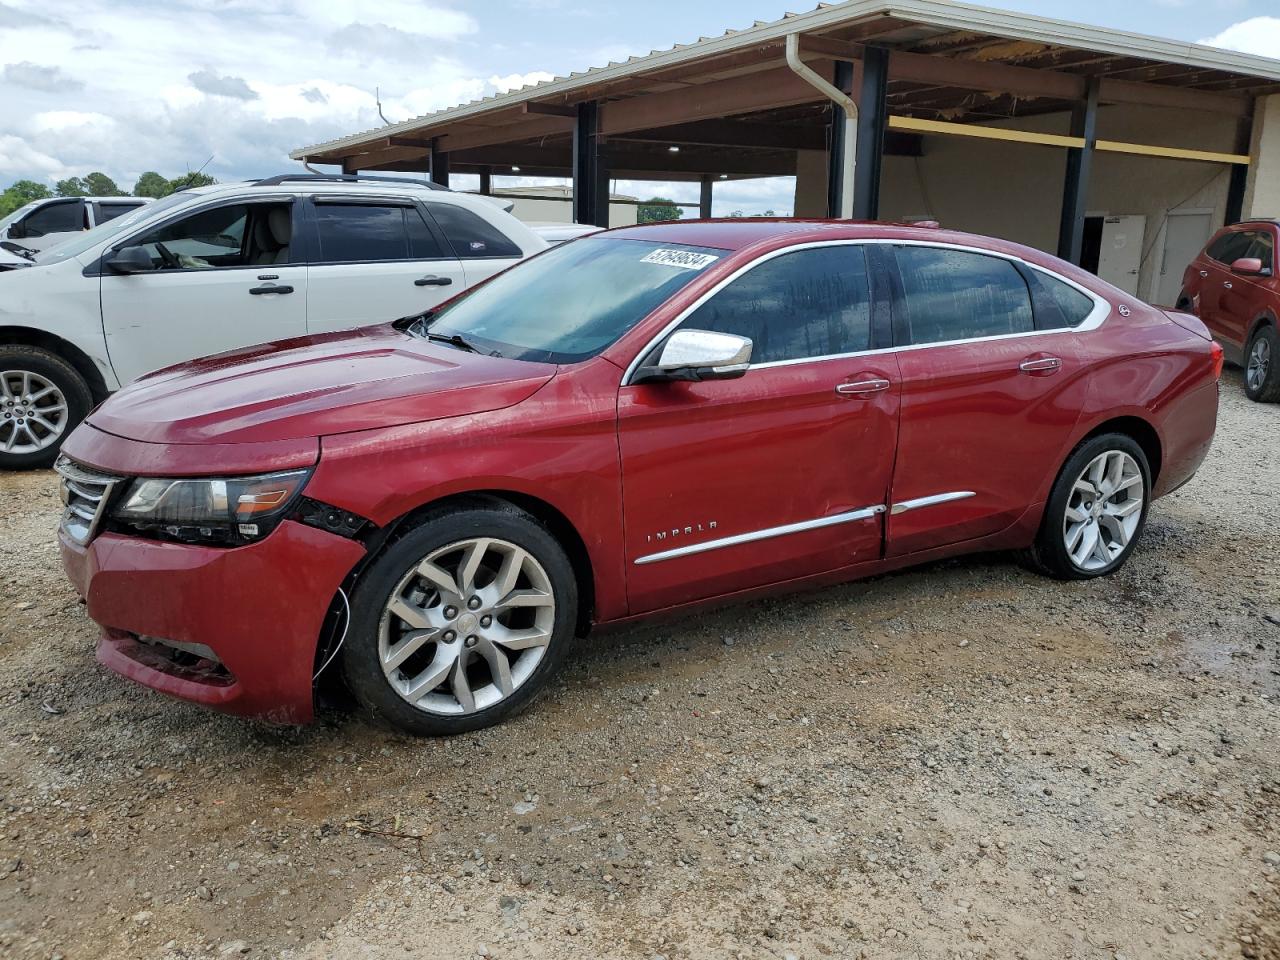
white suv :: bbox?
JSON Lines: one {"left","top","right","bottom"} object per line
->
{"left": 0, "top": 175, "right": 548, "bottom": 468}
{"left": 0, "top": 195, "right": 151, "bottom": 260}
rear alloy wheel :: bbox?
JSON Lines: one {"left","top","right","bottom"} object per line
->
{"left": 344, "top": 505, "right": 577, "bottom": 735}
{"left": 1244, "top": 325, "right": 1280, "bottom": 403}
{"left": 0, "top": 346, "right": 93, "bottom": 470}
{"left": 1022, "top": 433, "right": 1151, "bottom": 580}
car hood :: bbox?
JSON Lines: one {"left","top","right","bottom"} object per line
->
{"left": 87, "top": 325, "right": 557, "bottom": 445}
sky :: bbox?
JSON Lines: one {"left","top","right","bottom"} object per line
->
{"left": 0, "top": 0, "right": 1277, "bottom": 216}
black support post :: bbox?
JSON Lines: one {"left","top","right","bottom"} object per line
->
{"left": 429, "top": 138, "right": 450, "bottom": 187}
{"left": 478, "top": 166, "right": 493, "bottom": 196}
{"left": 826, "top": 60, "right": 855, "bottom": 219}
{"left": 853, "top": 46, "right": 889, "bottom": 220}
{"left": 1057, "top": 78, "right": 1100, "bottom": 266}
{"left": 1225, "top": 108, "right": 1254, "bottom": 225}
{"left": 699, "top": 175, "right": 714, "bottom": 218}
{"left": 573, "top": 101, "right": 609, "bottom": 228}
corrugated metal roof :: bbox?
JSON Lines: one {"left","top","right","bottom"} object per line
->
{"left": 292, "top": 0, "right": 1280, "bottom": 159}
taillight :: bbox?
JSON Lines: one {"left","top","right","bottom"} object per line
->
{"left": 1210, "top": 340, "right": 1224, "bottom": 381}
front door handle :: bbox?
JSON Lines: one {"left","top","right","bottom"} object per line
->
{"left": 1199, "top": 270, "right": 1209, "bottom": 278}
{"left": 249, "top": 283, "right": 294, "bottom": 295}
{"left": 414, "top": 275, "right": 453, "bottom": 287}
{"left": 1019, "top": 356, "right": 1062, "bottom": 373}
{"left": 835, "top": 378, "right": 890, "bottom": 396}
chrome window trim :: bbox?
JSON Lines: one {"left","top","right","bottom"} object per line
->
{"left": 621, "top": 237, "right": 1110, "bottom": 384}
{"left": 634, "top": 504, "right": 885, "bottom": 565}
{"left": 890, "top": 491, "right": 975, "bottom": 515}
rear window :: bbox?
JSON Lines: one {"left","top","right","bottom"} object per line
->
{"left": 1036, "top": 272, "right": 1096, "bottom": 328}
{"left": 314, "top": 203, "right": 418, "bottom": 263}
{"left": 426, "top": 203, "right": 522, "bottom": 259}
{"left": 894, "top": 246, "right": 1034, "bottom": 345}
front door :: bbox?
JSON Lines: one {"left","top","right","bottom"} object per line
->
{"left": 618, "top": 243, "right": 898, "bottom": 614}
{"left": 885, "top": 244, "right": 1093, "bottom": 557}
{"left": 304, "top": 198, "right": 467, "bottom": 334}
{"left": 1216, "top": 226, "right": 1277, "bottom": 346}
{"left": 101, "top": 198, "right": 307, "bottom": 383}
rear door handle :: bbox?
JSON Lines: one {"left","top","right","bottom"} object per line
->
{"left": 1019, "top": 356, "right": 1062, "bottom": 373}
{"left": 249, "top": 283, "right": 293, "bottom": 295}
{"left": 835, "top": 378, "right": 890, "bottom": 396}
{"left": 414, "top": 275, "right": 453, "bottom": 287}
{"left": 1223, "top": 281, "right": 1233, "bottom": 290}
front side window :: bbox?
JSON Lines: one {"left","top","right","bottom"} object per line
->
{"left": 1246, "top": 230, "right": 1275, "bottom": 271}
{"left": 426, "top": 202, "right": 523, "bottom": 259}
{"left": 1206, "top": 230, "right": 1255, "bottom": 265}
{"left": 427, "top": 237, "right": 724, "bottom": 362}
{"left": 678, "top": 245, "right": 872, "bottom": 364}
{"left": 123, "top": 202, "right": 291, "bottom": 270}
{"left": 22, "top": 201, "right": 83, "bottom": 237}
{"left": 894, "top": 246, "right": 1034, "bottom": 345}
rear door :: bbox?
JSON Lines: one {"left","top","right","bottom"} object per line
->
{"left": 1218, "top": 227, "right": 1278, "bottom": 346}
{"left": 100, "top": 197, "right": 308, "bottom": 383}
{"left": 617, "top": 242, "right": 898, "bottom": 613}
{"left": 1197, "top": 229, "right": 1253, "bottom": 345}
{"left": 303, "top": 198, "right": 466, "bottom": 334}
{"left": 884, "top": 244, "right": 1097, "bottom": 558}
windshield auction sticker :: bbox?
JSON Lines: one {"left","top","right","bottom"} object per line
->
{"left": 641, "top": 249, "right": 720, "bottom": 271}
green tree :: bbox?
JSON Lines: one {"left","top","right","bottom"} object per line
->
{"left": 132, "top": 171, "right": 169, "bottom": 198}
{"left": 0, "top": 180, "right": 53, "bottom": 218}
{"left": 83, "top": 171, "right": 121, "bottom": 196}
{"left": 55, "top": 177, "right": 88, "bottom": 197}
{"left": 166, "top": 171, "right": 216, "bottom": 193}
{"left": 637, "top": 197, "right": 681, "bottom": 224}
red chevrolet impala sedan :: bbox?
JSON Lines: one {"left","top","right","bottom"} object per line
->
{"left": 55, "top": 220, "right": 1223, "bottom": 735}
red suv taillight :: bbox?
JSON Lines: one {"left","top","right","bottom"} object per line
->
{"left": 1210, "top": 340, "right": 1224, "bottom": 381}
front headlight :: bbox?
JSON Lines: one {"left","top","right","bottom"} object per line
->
{"left": 110, "top": 469, "right": 311, "bottom": 545}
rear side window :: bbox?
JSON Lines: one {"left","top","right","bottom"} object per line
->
{"left": 894, "top": 247, "right": 1034, "bottom": 345}
{"left": 1206, "top": 230, "right": 1254, "bottom": 265}
{"left": 22, "top": 200, "right": 83, "bottom": 237}
{"left": 1036, "top": 272, "right": 1096, "bottom": 328}
{"left": 314, "top": 203, "right": 415, "bottom": 263}
{"left": 426, "top": 203, "right": 522, "bottom": 259}
{"left": 96, "top": 202, "right": 141, "bottom": 224}
{"left": 681, "top": 245, "right": 872, "bottom": 363}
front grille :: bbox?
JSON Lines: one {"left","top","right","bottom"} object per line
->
{"left": 54, "top": 456, "right": 124, "bottom": 546}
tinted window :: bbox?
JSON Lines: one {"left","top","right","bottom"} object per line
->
{"left": 429, "top": 238, "right": 722, "bottom": 362}
{"left": 427, "top": 203, "right": 522, "bottom": 259}
{"left": 1207, "top": 230, "right": 1254, "bottom": 265}
{"left": 1036, "top": 272, "right": 1096, "bottom": 328}
{"left": 314, "top": 204, "right": 412, "bottom": 263}
{"left": 406, "top": 207, "right": 446, "bottom": 259}
{"left": 22, "top": 201, "right": 83, "bottom": 237}
{"left": 895, "top": 247, "right": 1033, "bottom": 345}
{"left": 96, "top": 202, "right": 141, "bottom": 224}
{"left": 1247, "top": 230, "right": 1275, "bottom": 270}
{"left": 680, "top": 246, "right": 871, "bottom": 363}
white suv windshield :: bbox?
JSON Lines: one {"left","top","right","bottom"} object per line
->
{"left": 426, "top": 237, "right": 725, "bottom": 363}
{"left": 34, "top": 193, "right": 194, "bottom": 265}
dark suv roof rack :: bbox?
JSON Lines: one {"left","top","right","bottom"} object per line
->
{"left": 253, "top": 174, "right": 449, "bottom": 191}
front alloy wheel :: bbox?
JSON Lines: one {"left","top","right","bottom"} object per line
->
{"left": 1244, "top": 326, "right": 1279, "bottom": 402}
{"left": 0, "top": 370, "right": 68, "bottom": 455}
{"left": 343, "top": 503, "right": 577, "bottom": 735}
{"left": 379, "top": 537, "right": 555, "bottom": 716}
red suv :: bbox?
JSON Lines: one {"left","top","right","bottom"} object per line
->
{"left": 1179, "top": 219, "right": 1279, "bottom": 402}
{"left": 56, "top": 221, "right": 1222, "bottom": 735}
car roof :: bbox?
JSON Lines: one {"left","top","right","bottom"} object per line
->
{"left": 181, "top": 177, "right": 481, "bottom": 204}
{"left": 604, "top": 218, "right": 1013, "bottom": 254}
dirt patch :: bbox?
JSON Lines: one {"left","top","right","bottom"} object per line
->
{"left": 1, "top": 369, "right": 1277, "bottom": 960}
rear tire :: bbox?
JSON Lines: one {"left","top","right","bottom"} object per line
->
{"left": 1022, "top": 433, "right": 1151, "bottom": 581}
{"left": 0, "top": 345, "right": 93, "bottom": 470}
{"left": 1244, "top": 325, "right": 1280, "bottom": 403}
{"left": 342, "top": 503, "right": 578, "bottom": 736}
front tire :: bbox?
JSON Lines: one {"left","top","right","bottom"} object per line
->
{"left": 343, "top": 503, "right": 578, "bottom": 736}
{"left": 1244, "top": 325, "right": 1280, "bottom": 403}
{"left": 0, "top": 345, "right": 93, "bottom": 470}
{"left": 1023, "top": 433, "right": 1151, "bottom": 581}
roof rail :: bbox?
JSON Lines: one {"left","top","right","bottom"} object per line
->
{"left": 253, "top": 174, "right": 449, "bottom": 191}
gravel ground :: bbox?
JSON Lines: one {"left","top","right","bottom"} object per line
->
{"left": 1, "top": 368, "right": 1277, "bottom": 960}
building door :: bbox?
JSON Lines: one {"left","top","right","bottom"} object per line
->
{"left": 1095, "top": 215, "right": 1146, "bottom": 295}
{"left": 1155, "top": 211, "right": 1213, "bottom": 307}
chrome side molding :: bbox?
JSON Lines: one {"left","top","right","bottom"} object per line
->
{"left": 890, "top": 491, "right": 975, "bottom": 515}
{"left": 634, "top": 505, "right": 886, "bottom": 565}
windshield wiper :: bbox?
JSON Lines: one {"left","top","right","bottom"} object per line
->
{"left": 425, "top": 331, "right": 480, "bottom": 354}
{"left": 0, "top": 240, "right": 36, "bottom": 261}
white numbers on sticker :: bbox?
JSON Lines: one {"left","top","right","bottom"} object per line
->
{"left": 641, "top": 249, "right": 719, "bottom": 271}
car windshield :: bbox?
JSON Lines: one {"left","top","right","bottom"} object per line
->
{"left": 425, "top": 237, "right": 726, "bottom": 362}
{"left": 33, "top": 192, "right": 191, "bottom": 265}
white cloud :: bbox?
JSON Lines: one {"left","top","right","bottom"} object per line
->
{"left": 3, "top": 61, "right": 82, "bottom": 92}
{"left": 1200, "top": 16, "right": 1280, "bottom": 56}
{"left": 187, "top": 69, "right": 257, "bottom": 101}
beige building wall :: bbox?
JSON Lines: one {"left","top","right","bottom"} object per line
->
{"left": 1244, "top": 93, "right": 1280, "bottom": 220}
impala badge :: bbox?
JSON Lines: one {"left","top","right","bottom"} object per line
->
{"left": 646, "top": 521, "right": 717, "bottom": 544}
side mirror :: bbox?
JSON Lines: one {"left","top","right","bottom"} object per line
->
{"left": 7, "top": 220, "right": 27, "bottom": 240}
{"left": 1230, "top": 256, "right": 1267, "bottom": 276}
{"left": 633, "top": 329, "right": 752, "bottom": 384}
{"left": 105, "top": 246, "right": 154, "bottom": 274}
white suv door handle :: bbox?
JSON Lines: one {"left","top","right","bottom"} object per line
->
{"left": 1019, "top": 357, "right": 1062, "bottom": 373}
{"left": 835, "top": 378, "right": 890, "bottom": 396}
